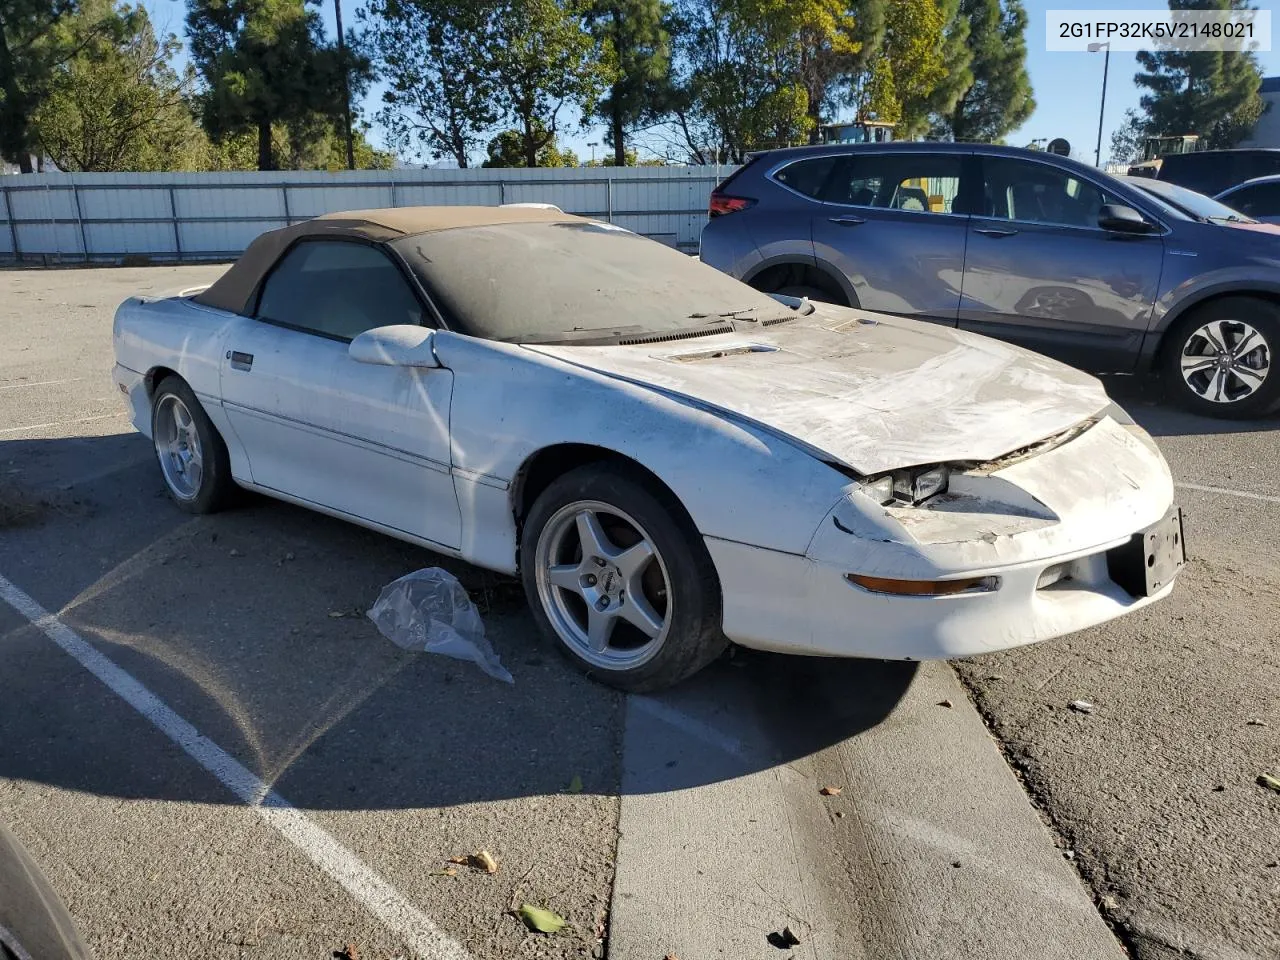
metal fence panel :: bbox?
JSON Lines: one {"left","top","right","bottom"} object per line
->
{"left": 0, "top": 166, "right": 737, "bottom": 263}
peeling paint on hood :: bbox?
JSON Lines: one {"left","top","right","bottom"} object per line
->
{"left": 525, "top": 308, "right": 1110, "bottom": 475}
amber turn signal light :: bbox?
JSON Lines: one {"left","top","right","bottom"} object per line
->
{"left": 844, "top": 574, "right": 999, "bottom": 596}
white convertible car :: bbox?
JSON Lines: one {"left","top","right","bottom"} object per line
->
{"left": 112, "top": 206, "right": 1184, "bottom": 690}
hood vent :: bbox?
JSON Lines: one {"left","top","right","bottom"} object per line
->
{"left": 619, "top": 324, "right": 734, "bottom": 347}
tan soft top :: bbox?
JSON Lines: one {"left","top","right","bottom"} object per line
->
{"left": 193, "top": 205, "right": 583, "bottom": 316}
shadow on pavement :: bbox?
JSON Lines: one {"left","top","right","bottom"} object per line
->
{"left": 0, "top": 433, "right": 917, "bottom": 810}
{"left": 1100, "top": 374, "right": 1278, "bottom": 437}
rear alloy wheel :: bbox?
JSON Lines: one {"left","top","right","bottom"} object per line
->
{"left": 520, "top": 464, "right": 726, "bottom": 691}
{"left": 1163, "top": 298, "right": 1280, "bottom": 418}
{"left": 151, "top": 377, "right": 237, "bottom": 513}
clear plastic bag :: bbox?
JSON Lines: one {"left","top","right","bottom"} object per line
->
{"left": 367, "top": 568, "right": 514, "bottom": 683}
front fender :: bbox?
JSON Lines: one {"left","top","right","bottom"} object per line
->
{"left": 433, "top": 332, "right": 853, "bottom": 573}
{"left": 1140, "top": 267, "right": 1280, "bottom": 369}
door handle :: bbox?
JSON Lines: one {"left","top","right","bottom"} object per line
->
{"left": 827, "top": 215, "right": 866, "bottom": 226}
{"left": 226, "top": 350, "right": 254, "bottom": 371}
{"left": 974, "top": 227, "right": 1018, "bottom": 238}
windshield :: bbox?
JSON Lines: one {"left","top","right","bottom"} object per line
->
{"left": 1122, "top": 176, "right": 1254, "bottom": 223}
{"left": 392, "top": 221, "right": 793, "bottom": 344}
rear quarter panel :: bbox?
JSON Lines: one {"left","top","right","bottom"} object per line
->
{"left": 112, "top": 297, "right": 244, "bottom": 470}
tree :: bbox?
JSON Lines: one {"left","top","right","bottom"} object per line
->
{"left": 934, "top": 0, "right": 1034, "bottom": 142}
{"left": 0, "top": 0, "right": 123, "bottom": 170}
{"left": 31, "top": 5, "right": 204, "bottom": 171}
{"left": 364, "top": 0, "right": 497, "bottom": 167}
{"left": 481, "top": 121, "right": 578, "bottom": 167}
{"left": 665, "top": 0, "right": 815, "bottom": 162}
{"left": 585, "top": 0, "right": 671, "bottom": 165}
{"left": 1132, "top": 0, "right": 1262, "bottom": 150}
{"left": 186, "top": 0, "right": 365, "bottom": 170}
{"left": 850, "top": 0, "right": 946, "bottom": 134}
{"left": 897, "top": 0, "right": 970, "bottom": 138}
{"left": 1109, "top": 108, "right": 1147, "bottom": 165}
{"left": 200, "top": 118, "right": 392, "bottom": 169}
{"left": 488, "top": 0, "right": 612, "bottom": 168}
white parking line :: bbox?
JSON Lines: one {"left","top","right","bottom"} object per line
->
{"left": 0, "top": 573, "right": 471, "bottom": 960}
{"left": 0, "top": 413, "right": 124, "bottom": 435}
{"left": 0, "top": 378, "right": 85, "bottom": 391}
{"left": 1175, "top": 481, "right": 1280, "bottom": 505}
{"left": 629, "top": 695, "right": 751, "bottom": 762}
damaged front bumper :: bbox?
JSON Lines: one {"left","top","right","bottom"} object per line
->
{"left": 707, "top": 415, "right": 1182, "bottom": 660}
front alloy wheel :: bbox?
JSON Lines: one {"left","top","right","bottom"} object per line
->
{"left": 534, "top": 501, "right": 672, "bottom": 670}
{"left": 520, "top": 463, "right": 726, "bottom": 691}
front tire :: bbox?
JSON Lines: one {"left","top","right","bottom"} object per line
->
{"left": 519, "top": 463, "right": 727, "bottom": 692}
{"left": 1161, "top": 297, "right": 1280, "bottom": 418}
{"left": 150, "top": 376, "right": 237, "bottom": 513}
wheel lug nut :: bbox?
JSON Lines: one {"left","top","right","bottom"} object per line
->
{"left": 584, "top": 574, "right": 597, "bottom": 586}
{"left": 595, "top": 597, "right": 609, "bottom": 611}
{"left": 593, "top": 556, "right": 606, "bottom": 567}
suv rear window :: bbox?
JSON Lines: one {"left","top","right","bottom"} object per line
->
{"left": 773, "top": 156, "right": 838, "bottom": 198}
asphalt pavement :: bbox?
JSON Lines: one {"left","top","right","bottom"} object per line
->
{"left": 1, "top": 266, "right": 1276, "bottom": 960}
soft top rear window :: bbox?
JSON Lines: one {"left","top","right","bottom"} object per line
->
{"left": 392, "top": 221, "right": 790, "bottom": 344}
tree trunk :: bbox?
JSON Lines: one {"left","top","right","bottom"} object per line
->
{"left": 524, "top": 118, "right": 538, "bottom": 167}
{"left": 611, "top": 90, "right": 626, "bottom": 166}
{"left": 257, "top": 119, "right": 274, "bottom": 171}
{"left": 0, "top": 19, "right": 32, "bottom": 170}
{"left": 806, "top": 81, "right": 823, "bottom": 144}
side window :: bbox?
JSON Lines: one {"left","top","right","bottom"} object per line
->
{"left": 773, "top": 156, "right": 838, "bottom": 199}
{"left": 1227, "top": 182, "right": 1280, "bottom": 217}
{"left": 826, "top": 154, "right": 964, "bottom": 214}
{"left": 982, "top": 157, "right": 1109, "bottom": 229}
{"left": 255, "top": 240, "right": 425, "bottom": 341}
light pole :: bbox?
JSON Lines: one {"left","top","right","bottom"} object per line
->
{"left": 588, "top": 142, "right": 599, "bottom": 164}
{"left": 1088, "top": 41, "right": 1111, "bottom": 167}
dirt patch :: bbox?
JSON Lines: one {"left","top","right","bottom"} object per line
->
{"left": 0, "top": 483, "right": 92, "bottom": 529}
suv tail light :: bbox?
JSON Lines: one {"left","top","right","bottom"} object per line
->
{"left": 709, "top": 192, "right": 756, "bottom": 217}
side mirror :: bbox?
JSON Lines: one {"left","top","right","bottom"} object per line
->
{"left": 1098, "top": 204, "right": 1156, "bottom": 234}
{"left": 348, "top": 325, "right": 440, "bottom": 368}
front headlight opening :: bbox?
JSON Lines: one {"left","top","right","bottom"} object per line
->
{"left": 861, "top": 465, "right": 950, "bottom": 506}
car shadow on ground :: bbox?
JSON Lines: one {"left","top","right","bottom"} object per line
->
{"left": 0, "top": 433, "right": 917, "bottom": 811}
{"left": 1101, "top": 374, "right": 1278, "bottom": 437}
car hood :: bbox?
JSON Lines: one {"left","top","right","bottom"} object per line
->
{"left": 523, "top": 309, "right": 1110, "bottom": 475}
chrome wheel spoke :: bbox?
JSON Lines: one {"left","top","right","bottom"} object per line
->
{"left": 1199, "top": 320, "right": 1231, "bottom": 355}
{"left": 585, "top": 607, "right": 616, "bottom": 652}
{"left": 614, "top": 538, "right": 654, "bottom": 580}
{"left": 1231, "top": 364, "right": 1266, "bottom": 388}
{"left": 618, "top": 590, "right": 664, "bottom": 639}
{"left": 576, "top": 510, "right": 615, "bottom": 561}
{"left": 1234, "top": 327, "right": 1263, "bottom": 358}
{"left": 1180, "top": 354, "right": 1216, "bottom": 376}
{"left": 1209, "top": 365, "right": 1228, "bottom": 401}
{"left": 548, "top": 563, "right": 583, "bottom": 592}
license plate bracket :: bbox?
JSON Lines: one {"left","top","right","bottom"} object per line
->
{"left": 1107, "top": 507, "right": 1186, "bottom": 599}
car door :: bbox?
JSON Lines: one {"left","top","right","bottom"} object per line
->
{"left": 811, "top": 149, "right": 972, "bottom": 322}
{"left": 218, "top": 238, "right": 462, "bottom": 550}
{"left": 959, "top": 154, "right": 1164, "bottom": 371}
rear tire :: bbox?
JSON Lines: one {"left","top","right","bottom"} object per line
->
{"left": 150, "top": 376, "right": 237, "bottom": 513}
{"left": 519, "top": 462, "right": 727, "bottom": 692}
{"left": 1160, "top": 297, "right": 1280, "bottom": 418}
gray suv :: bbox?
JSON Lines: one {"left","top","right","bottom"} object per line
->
{"left": 700, "top": 142, "right": 1280, "bottom": 418}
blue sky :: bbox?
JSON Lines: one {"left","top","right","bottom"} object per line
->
{"left": 141, "top": 0, "right": 1280, "bottom": 167}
